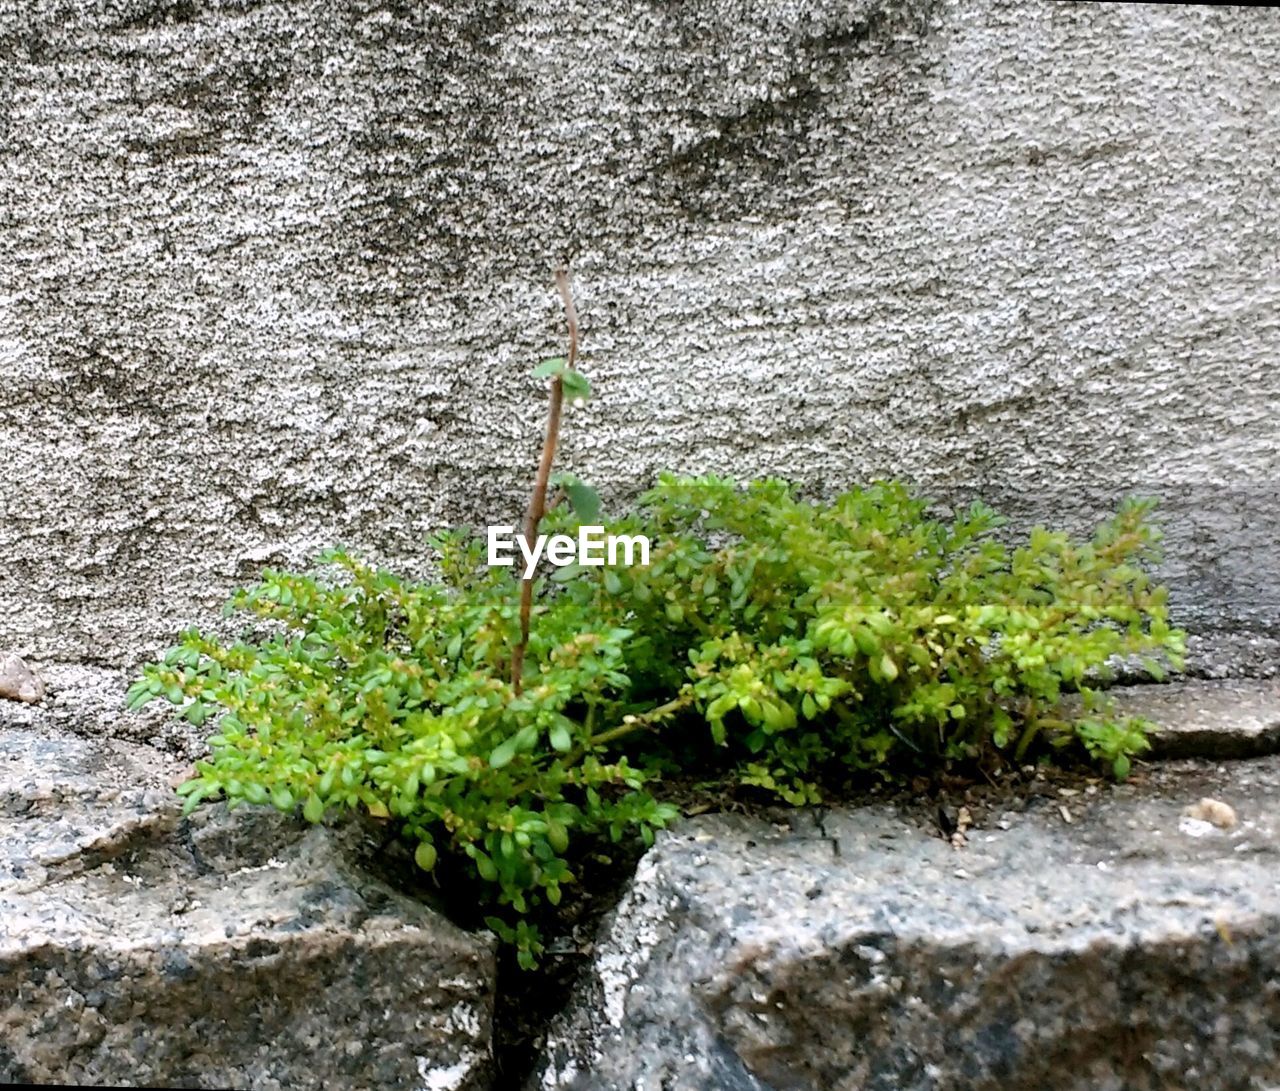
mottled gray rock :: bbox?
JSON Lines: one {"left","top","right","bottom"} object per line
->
{"left": 1, "top": 0, "right": 1278, "bottom": 667}
{"left": 1078, "top": 679, "right": 1280, "bottom": 761}
{"left": 0, "top": 661, "right": 211, "bottom": 761}
{"left": 540, "top": 756, "right": 1280, "bottom": 1090}
{"left": 0, "top": 653, "right": 44, "bottom": 704}
{"left": 1178, "top": 633, "right": 1280, "bottom": 682}
{"left": 0, "top": 726, "right": 495, "bottom": 1090}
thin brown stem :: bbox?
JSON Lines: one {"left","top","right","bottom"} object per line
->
{"left": 556, "top": 267, "right": 580, "bottom": 372}
{"left": 586, "top": 692, "right": 693, "bottom": 748}
{"left": 511, "top": 267, "right": 579, "bottom": 694}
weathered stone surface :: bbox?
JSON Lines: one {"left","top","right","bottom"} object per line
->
{"left": 1078, "top": 679, "right": 1280, "bottom": 761}
{"left": 539, "top": 756, "right": 1280, "bottom": 1090}
{"left": 1176, "top": 633, "right": 1280, "bottom": 682}
{"left": 0, "top": 726, "right": 495, "bottom": 1090}
{"left": 0, "top": 662, "right": 211, "bottom": 761}
{"left": 0, "top": 653, "right": 44, "bottom": 704}
{"left": 1, "top": 0, "right": 1277, "bottom": 666}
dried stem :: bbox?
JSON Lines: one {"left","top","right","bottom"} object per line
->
{"left": 511, "top": 267, "right": 579, "bottom": 694}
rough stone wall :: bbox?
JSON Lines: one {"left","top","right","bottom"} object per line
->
{"left": 1, "top": 0, "right": 1277, "bottom": 666}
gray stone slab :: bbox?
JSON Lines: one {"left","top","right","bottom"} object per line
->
{"left": 0, "top": 662, "right": 212, "bottom": 762}
{"left": 1082, "top": 679, "right": 1280, "bottom": 760}
{"left": 539, "top": 756, "right": 1280, "bottom": 1090}
{"left": 1179, "top": 633, "right": 1280, "bottom": 682}
{"left": 0, "top": 726, "right": 495, "bottom": 1090}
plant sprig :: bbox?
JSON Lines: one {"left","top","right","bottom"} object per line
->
{"left": 129, "top": 274, "right": 1184, "bottom": 967}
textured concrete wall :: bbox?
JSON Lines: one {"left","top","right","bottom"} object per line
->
{"left": 1, "top": 0, "right": 1277, "bottom": 666}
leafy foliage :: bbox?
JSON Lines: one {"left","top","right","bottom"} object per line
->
{"left": 129, "top": 475, "right": 1182, "bottom": 966}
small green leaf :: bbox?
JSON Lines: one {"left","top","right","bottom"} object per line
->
{"left": 474, "top": 851, "right": 498, "bottom": 881}
{"left": 302, "top": 793, "right": 324, "bottom": 823}
{"left": 564, "top": 478, "right": 601, "bottom": 521}
{"left": 181, "top": 787, "right": 210, "bottom": 815}
{"left": 489, "top": 739, "right": 517, "bottom": 769}
{"left": 546, "top": 819, "right": 569, "bottom": 854}
{"left": 125, "top": 681, "right": 153, "bottom": 711}
{"left": 532, "top": 357, "right": 567, "bottom": 379}
{"left": 414, "top": 841, "right": 438, "bottom": 872}
{"left": 879, "top": 654, "right": 899, "bottom": 681}
{"left": 560, "top": 370, "right": 592, "bottom": 402}
{"left": 549, "top": 722, "right": 572, "bottom": 753}
{"left": 484, "top": 915, "right": 513, "bottom": 941}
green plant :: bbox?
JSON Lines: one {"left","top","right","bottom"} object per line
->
{"left": 128, "top": 273, "right": 1184, "bottom": 965}
{"left": 559, "top": 475, "right": 1182, "bottom": 796}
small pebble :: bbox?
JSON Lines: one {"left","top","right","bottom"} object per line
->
{"left": 0, "top": 653, "right": 45, "bottom": 704}
{"left": 1185, "top": 798, "right": 1238, "bottom": 830}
